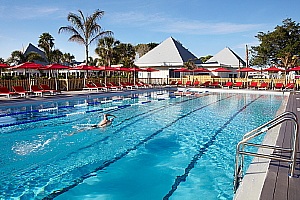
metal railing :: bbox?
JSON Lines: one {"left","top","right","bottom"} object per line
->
{"left": 234, "top": 111, "right": 299, "bottom": 192}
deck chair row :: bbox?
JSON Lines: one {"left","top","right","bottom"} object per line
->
{"left": 83, "top": 81, "right": 154, "bottom": 92}
{"left": 0, "top": 85, "right": 60, "bottom": 98}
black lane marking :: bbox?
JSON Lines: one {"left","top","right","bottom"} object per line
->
{"left": 162, "top": 95, "right": 262, "bottom": 200}
{"left": 43, "top": 94, "right": 236, "bottom": 200}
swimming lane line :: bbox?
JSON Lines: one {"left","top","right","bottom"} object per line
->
{"left": 162, "top": 95, "right": 263, "bottom": 199}
{"left": 43, "top": 94, "right": 236, "bottom": 199}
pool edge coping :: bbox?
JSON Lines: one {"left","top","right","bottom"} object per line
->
{"left": 233, "top": 92, "right": 289, "bottom": 200}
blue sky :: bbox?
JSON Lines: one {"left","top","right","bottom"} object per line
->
{"left": 1, "top": 0, "right": 300, "bottom": 62}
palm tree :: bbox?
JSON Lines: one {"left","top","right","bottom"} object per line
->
{"left": 58, "top": 9, "right": 112, "bottom": 65}
{"left": 7, "top": 51, "right": 45, "bottom": 65}
{"left": 95, "top": 37, "right": 120, "bottom": 66}
{"left": 61, "top": 53, "right": 75, "bottom": 66}
{"left": 38, "top": 33, "right": 55, "bottom": 62}
{"left": 115, "top": 43, "right": 136, "bottom": 68}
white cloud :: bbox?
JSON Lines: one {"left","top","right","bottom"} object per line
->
{"left": 108, "top": 11, "right": 265, "bottom": 35}
{"left": 0, "top": 6, "right": 63, "bottom": 20}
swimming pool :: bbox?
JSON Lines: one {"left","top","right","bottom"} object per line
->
{"left": 0, "top": 90, "right": 286, "bottom": 199}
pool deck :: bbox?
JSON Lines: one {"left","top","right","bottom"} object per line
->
{"left": 234, "top": 91, "right": 300, "bottom": 200}
{"left": 1, "top": 87, "right": 299, "bottom": 199}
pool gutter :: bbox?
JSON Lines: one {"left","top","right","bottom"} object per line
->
{"left": 233, "top": 92, "right": 289, "bottom": 200}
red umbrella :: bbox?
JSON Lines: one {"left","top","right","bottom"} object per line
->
{"left": 128, "top": 67, "right": 144, "bottom": 71}
{"left": 236, "top": 67, "right": 259, "bottom": 72}
{"left": 45, "top": 63, "right": 70, "bottom": 69}
{"left": 142, "top": 68, "right": 159, "bottom": 72}
{"left": 113, "top": 67, "right": 131, "bottom": 71}
{"left": 262, "top": 67, "right": 284, "bottom": 71}
{"left": 70, "top": 65, "right": 99, "bottom": 70}
{"left": 212, "top": 68, "right": 232, "bottom": 72}
{"left": 0, "top": 63, "right": 10, "bottom": 68}
{"left": 191, "top": 68, "right": 210, "bottom": 72}
{"left": 96, "top": 66, "right": 117, "bottom": 71}
{"left": 11, "top": 62, "right": 44, "bottom": 69}
{"left": 174, "top": 68, "right": 192, "bottom": 72}
{"left": 288, "top": 66, "right": 300, "bottom": 71}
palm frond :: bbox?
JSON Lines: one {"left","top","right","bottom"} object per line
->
{"left": 68, "top": 35, "right": 85, "bottom": 45}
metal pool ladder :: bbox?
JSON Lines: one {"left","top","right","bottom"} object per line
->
{"left": 234, "top": 111, "right": 299, "bottom": 192}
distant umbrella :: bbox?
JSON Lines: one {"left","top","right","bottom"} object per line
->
{"left": 10, "top": 62, "right": 44, "bottom": 69}
{"left": 191, "top": 68, "right": 210, "bottom": 72}
{"left": 287, "top": 66, "right": 300, "bottom": 71}
{"left": 44, "top": 64, "right": 70, "bottom": 90}
{"left": 174, "top": 68, "right": 192, "bottom": 72}
{"left": 262, "top": 67, "right": 284, "bottom": 71}
{"left": 143, "top": 68, "right": 159, "bottom": 72}
{"left": 236, "top": 67, "right": 258, "bottom": 72}
{"left": 212, "top": 68, "right": 232, "bottom": 72}
{"left": 0, "top": 63, "right": 10, "bottom": 68}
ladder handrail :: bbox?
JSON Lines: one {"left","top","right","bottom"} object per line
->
{"left": 234, "top": 111, "right": 299, "bottom": 192}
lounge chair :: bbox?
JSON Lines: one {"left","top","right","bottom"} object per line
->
{"left": 222, "top": 82, "right": 233, "bottom": 89}
{"left": 138, "top": 81, "right": 153, "bottom": 88}
{"left": 134, "top": 82, "right": 145, "bottom": 88}
{"left": 30, "top": 85, "right": 50, "bottom": 96}
{"left": 232, "top": 82, "right": 243, "bottom": 89}
{"left": 168, "top": 81, "right": 177, "bottom": 86}
{"left": 184, "top": 81, "right": 192, "bottom": 87}
{"left": 248, "top": 82, "right": 258, "bottom": 89}
{"left": 12, "top": 86, "right": 31, "bottom": 98}
{"left": 274, "top": 83, "right": 284, "bottom": 90}
{"left": 102, "top": 83, "right": 119, "bottom": 90}
{"left": 258, "top": 82, "right": 269, "bottom": 90}
{"left": 285, "top": 83, "right": 295, "bottom": 90}
{"left": 176, "top": 81, "right": 183, "bottom": 86}
{"left": 120, "top": 82, "right": 133, "bottom": 90}
{"left": 210, "top": 81, "right": 220, "bottom": 88}
{"left": 83, "top": 83, "right": 103, "bottom": 92}
{"left": 200, "top": 81, "right": 210, "bottom": 87}
{"left": 126, "top": 82, "right": 140, "bottom": 89}
{"left": 110, "top": 82, "right": 125, "bottom": 90}
{"left": 93, "top": 83, "right": 109, "bottom": 91}
{"left": 40, "top": 85, "right": 61, "bottom": 95}
{"left": 0, "top": 87, "right": 18, "bottom": 98}
{"left": 192, "top": 81, "right": 200, "bottom": 87}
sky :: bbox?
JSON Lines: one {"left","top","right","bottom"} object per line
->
{"left": 1, "top": 0, "right": 300, "bottom": 63}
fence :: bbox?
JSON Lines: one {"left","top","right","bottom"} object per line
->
{"left": 1, "top": 77, "right": 299, "bottom": 91}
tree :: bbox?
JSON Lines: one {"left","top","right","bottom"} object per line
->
{"left": 7, "top": 51, "right": 45, "bottom": 65}
{"left": 95, "top": 37, "right": 120, "bottom": 66}
{"left": 199, "top": 55, "right": 213, "bottom": 63}
{"left": 183, "top": 59, "right": 197, "bottom": 70}
{"left": 277, "top": 53, "right": 299, "bottom": 70}
{"left": 58, "top": 9, "right": 112, "bottom": 64}
{"left": 38, "top": 33, "right": 55, "bottom": 63}
{"left": 250, "top": 18, "right": 300, "bottom": 67}
{"left": 115, "top": 43, "right": 136, "bottom": 68}
{"left": 135, "top": 43, "right": 159, "bottom": 58}
{"left": 61, "top": 53, "right": 75, "bottom": 66}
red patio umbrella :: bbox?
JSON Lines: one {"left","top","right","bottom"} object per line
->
{"left": 191, "top": 68, "right": 210, "bottom": 72}
{"left": 212, "top": 68, "right": 232, "bottom": 72}
{"left": 44, "top": 64, "right": 70, "bottom": 90}
{"left": 10, "top": 62, "right": 44, "bottom": 69}
{"left": 0, "top": 63, "right": 10, "bottom": 76}
{"left": 287, "top": 66, "right": 300, "bottom": 71}
{"left": 128, "top": 67, "right": 144, "bottom": 83}
{"left": 143, "top": 68, "right": 159, "bottom": 72}
{"left": 174, "top": 68, "right": 192, "bottom": 72}
{"left": 236, "top": 67, "right": 259, "bottom": 72}
{"left": 70, "top": 65, "right": 99, "bottom": 70}
{"left": 261, "top": 67, "right": 284, "bottom": 71}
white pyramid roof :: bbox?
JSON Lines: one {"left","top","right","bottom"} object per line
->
{"left": 204, "top": 47, "right": 245, "bottom": 68}
{"left": 135, "top": 37, "right": 201, "bottom": 67}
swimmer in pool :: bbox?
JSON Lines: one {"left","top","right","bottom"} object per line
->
{"left": 68, "top": 114, "right": 116, "bottom": 135}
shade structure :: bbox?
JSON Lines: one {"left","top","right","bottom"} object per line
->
{"left": 70, "top": 65, "right": 99, "bottom": 70}
{"left": 174, "top": 68, "right": 192, "bottom": 72}
{"left": 236, "top": 67, "right": 258, "bottom": 72}
{"left": 191, "top": 68, "right": 210, "bottom": 72}
{"left": 212, "top": 68, "right": 232, "bottom": 72}
{"left": 288, "top": 66, "right": 300, "bottom": 71}
{"left": 96, "top": 66, "right": 117, "bottom": 71}
{"left": 113, "top": 67, "right": 131, "bottom": 71}
{"left": 0, "top": 63, "right": 10, "bottom": 68}
{"left": 128, "top": 67, "right": 144, "bottom": 72}
{"left": 262, "top": 67, "right": 284, "bottom": 71}
{"left": 142, "top": 68, "right": 159, "bottom": 72}
{"left": 11, "top": 62, "right": 44, "bottom": 69}
{"left": 45, "top": 63, "right": 70, "bottom": 70}
{"left": 44, "top": 64, "right": 70, "bottom": 90}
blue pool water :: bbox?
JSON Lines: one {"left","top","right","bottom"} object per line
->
{"left": 0, "top": 90, "right": 286, "bottom": 199}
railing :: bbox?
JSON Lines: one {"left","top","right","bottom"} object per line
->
{"left": 1, "top": 78, "right": 300, "bottom": 91}
{"left": 233, "top": 111, "right": 299, "bottom": 192}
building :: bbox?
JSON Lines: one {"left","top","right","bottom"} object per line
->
{"left": 135, "top": 37, "right": 202, "bottom": 79}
